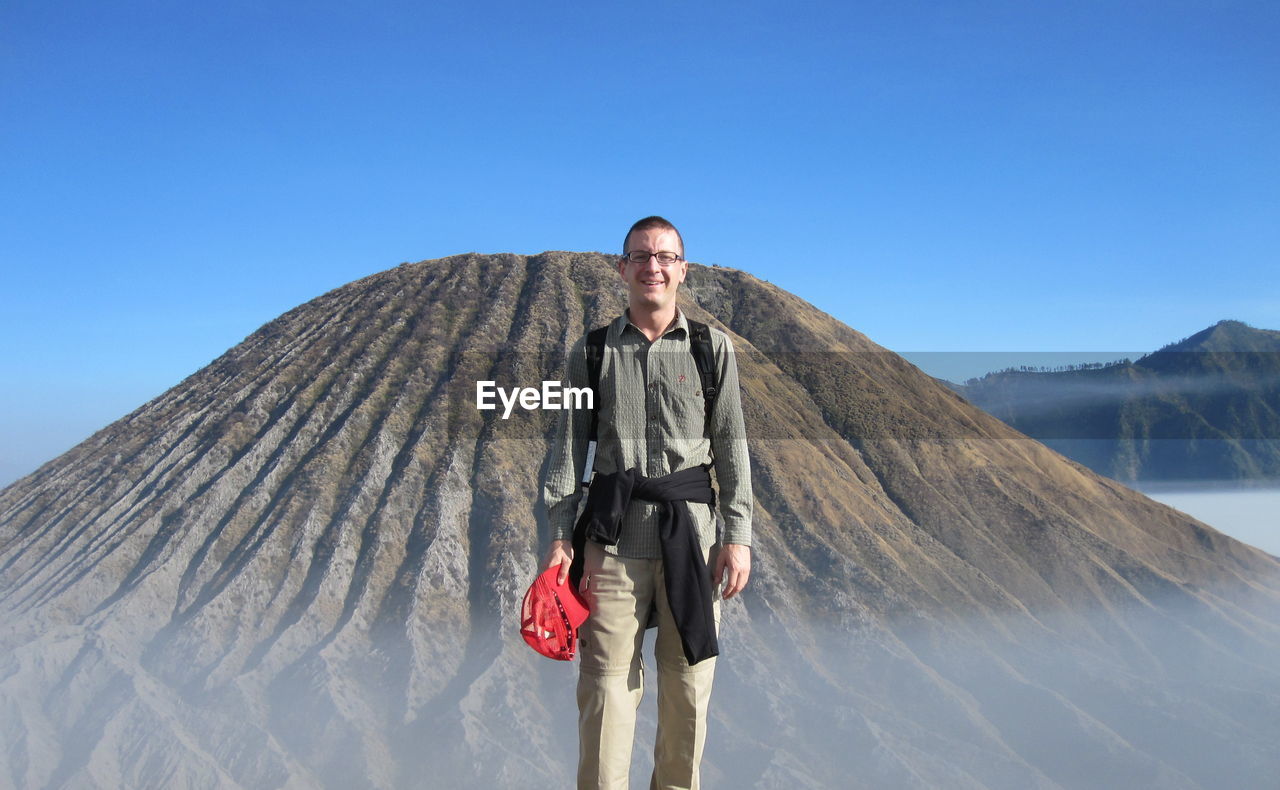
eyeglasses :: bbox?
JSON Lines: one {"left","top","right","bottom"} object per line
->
{"left": 623, "top": 250, "right": 683, "bottom": 266}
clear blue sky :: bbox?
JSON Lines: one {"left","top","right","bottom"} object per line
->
{"left": 2, "top": 0, "right": 1277, "bottom": 486}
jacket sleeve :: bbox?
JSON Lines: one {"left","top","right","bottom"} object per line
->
{"left": 708, "top": 330, "right": 753, "bottom": 546}
{"left": 541, "top": 335, "right": 592, "bottom": 543}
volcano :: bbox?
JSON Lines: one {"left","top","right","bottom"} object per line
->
{"left": 2, "top": 253, "right": 1278, "bottom": 789}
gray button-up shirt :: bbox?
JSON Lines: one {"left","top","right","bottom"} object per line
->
{"left": 543, "top": 309, "right": 753, "bottom": 558}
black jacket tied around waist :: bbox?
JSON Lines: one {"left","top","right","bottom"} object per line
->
{"left": 569, "top": 464, "right": 719, "bottom": 665}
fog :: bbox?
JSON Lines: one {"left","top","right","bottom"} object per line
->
{"left": 4, "top": 553, "right": 1277, "bottom": 789}
{"left": 1136, "top": 483, "right": 1280, "bottom": 556}
{"left": 604, "top": 584, "right": 1280, "bottom": 789}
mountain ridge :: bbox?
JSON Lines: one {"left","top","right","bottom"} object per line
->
{"left": 955, "top": 319, "right": 1280, "bottom": 482}
{"left": 1154, "top": 319, "right": 1280, "bottom": 355}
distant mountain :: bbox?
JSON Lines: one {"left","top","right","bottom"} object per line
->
{"left": 1160, "top": 320, "right": 1280, "bottom": 353}
{"left": 2, "top": 259, "right": 1279, "bottom": 789}
{"left": 954, "top": 320, "right": 1280, "bottom": 482}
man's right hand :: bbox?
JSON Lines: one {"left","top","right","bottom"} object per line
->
{"left": 543, "top": 539, "right": 573, "bottom": 585}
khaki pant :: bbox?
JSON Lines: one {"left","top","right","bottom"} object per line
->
{"left": 576, "top": 541, "right": 721, "bottom": 790}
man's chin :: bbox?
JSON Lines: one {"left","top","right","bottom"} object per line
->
{"left": 631, "top": 290, "right": 669, "bottom": 307}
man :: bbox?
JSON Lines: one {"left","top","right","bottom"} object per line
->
{"left": 541, "top": 216, "right": 753, "bottom": 789}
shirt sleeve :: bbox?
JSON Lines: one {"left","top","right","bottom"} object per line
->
{"left": 542, "top": 334, "right": 592, "bottom": 543}
{"left": 708, "top": 330, "right": 754, "bottom": 546}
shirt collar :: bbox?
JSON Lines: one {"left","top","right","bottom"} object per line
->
{"left": 620, "top": 308, "right": 688, "bottom": 341}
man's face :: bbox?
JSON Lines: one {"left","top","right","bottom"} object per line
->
{"left": 617, "top": 227, "right": 687, "bottom": 312}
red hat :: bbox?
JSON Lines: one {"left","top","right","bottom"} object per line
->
{"left": 521, "top": 565, "right": 591, "bottom": 661}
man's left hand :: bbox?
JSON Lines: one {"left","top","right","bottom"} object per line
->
{"left": 712, "top": 543, "right": 751, "bottom": 600}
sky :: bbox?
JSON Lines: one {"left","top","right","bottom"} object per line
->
{"left": 2, "top": 0, "right": 1278, "bottom": 486}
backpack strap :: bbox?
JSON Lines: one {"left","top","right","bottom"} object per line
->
{"left": 686, "top": 320, "right": 719, "bottom": 423}
{"left": 581, "top": 325, "right": 609, "bottom": 487}
{"left": 584, "top": 326, "right": 609, "bottom": 442}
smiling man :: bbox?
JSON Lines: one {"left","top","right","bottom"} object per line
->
{"left": 542, "top": 216, "right": 753, "bottom": 789}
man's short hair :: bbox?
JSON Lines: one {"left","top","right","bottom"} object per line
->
{"left": 623, "top": 216, "right": 684, "bottom": 258}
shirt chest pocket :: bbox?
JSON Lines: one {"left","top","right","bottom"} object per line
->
{"left": 657, "top": 355, "right": 707, "bottom": 442}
